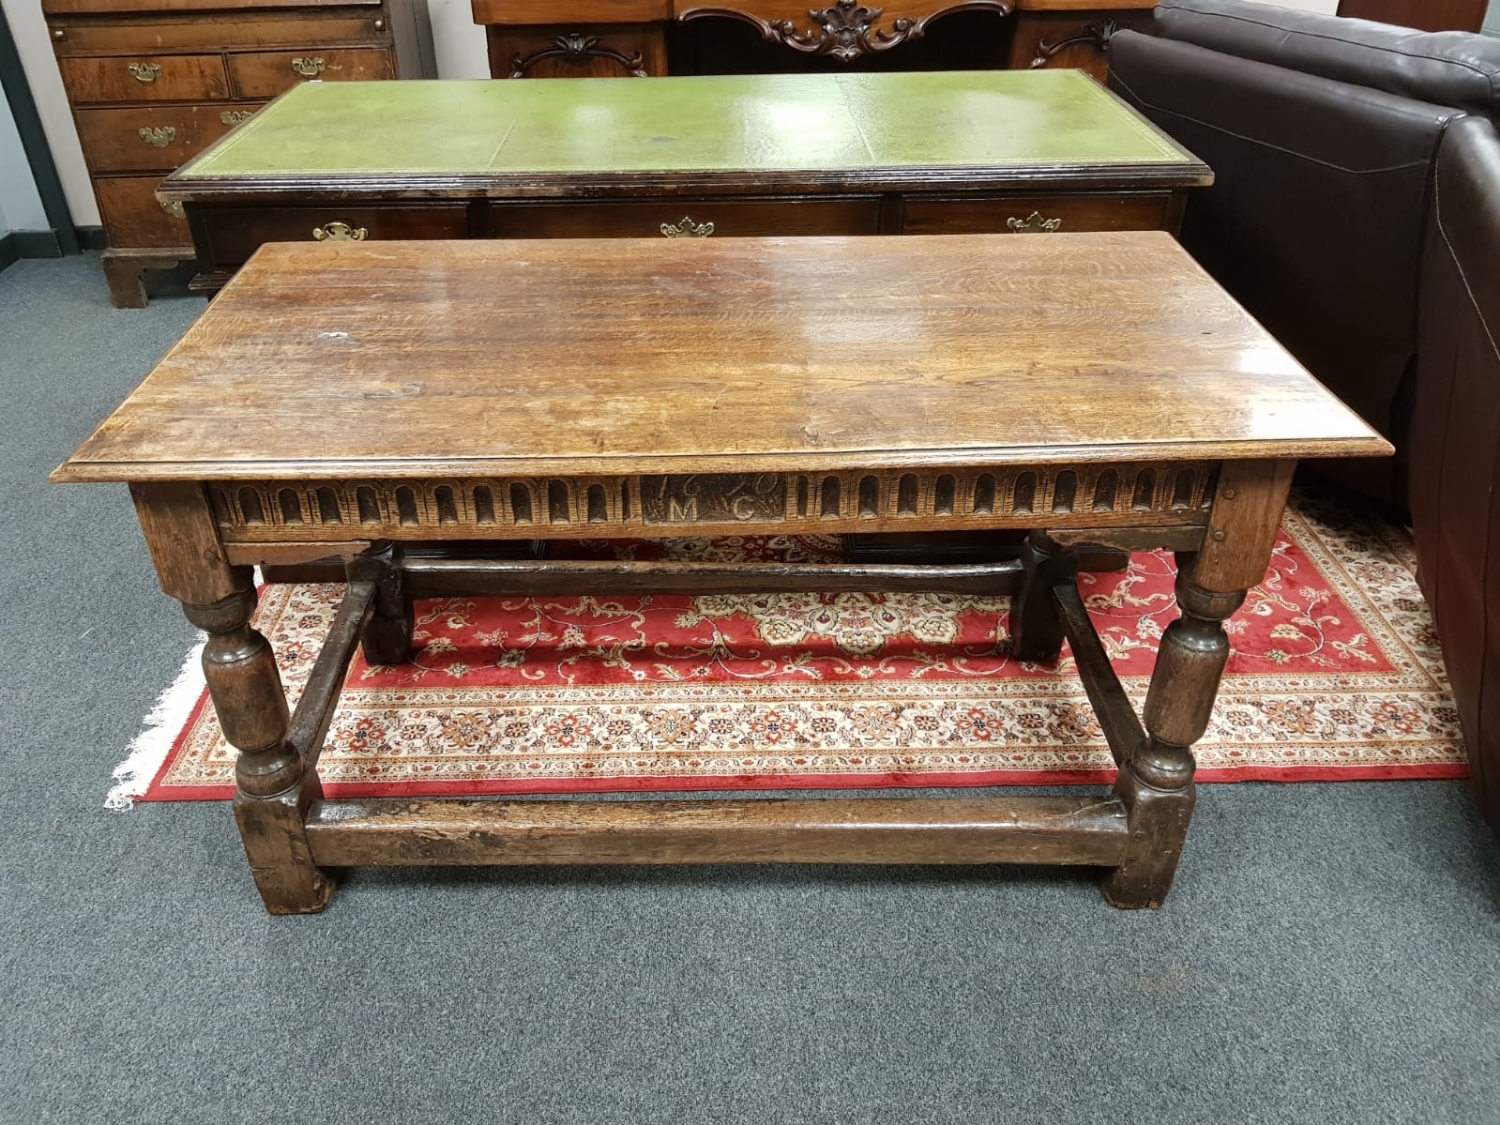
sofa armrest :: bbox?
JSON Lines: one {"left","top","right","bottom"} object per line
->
{"left": 1152, "top": 0, "right": 1500, "bottom": 122}
{"left": 1410, "top": 114, "right": 1500, "bottom": 830}
{"left": 1109, "top": 28, "right": 1462, "bottom": 504}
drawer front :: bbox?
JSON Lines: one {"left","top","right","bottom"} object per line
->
{"left": 95, "top": 175, "right": 192, "bottom": 248}
{"left": 58, "top": 54, "right": 229, "bottom": 106}
{"left": 47, "top": 14, "right": 389, "bottom": 54}
{"left": 901, "top": 194, "right": 1174, "bottom": 235}
{"left": 492, "top": 198, "right": 882, "bottom": 238}
{"left": 228, "top": 48, "right": 396, "bottom": 99}
{"left": 75, "top": 104, "right": 264, "bottom": 174}
{"left": 199, "top": 204, "right": 471, "bottom": 267}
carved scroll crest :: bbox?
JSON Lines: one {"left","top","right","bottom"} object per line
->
{"left": 679, "top": 0, "right": 1012, "bottom": 62}
{"left": 510, "top": 33, "right": 649, "bottom": 78}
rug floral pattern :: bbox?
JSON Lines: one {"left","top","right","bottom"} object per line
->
{"left": 143, "top": 489, "right": 1467, "bottom": 799}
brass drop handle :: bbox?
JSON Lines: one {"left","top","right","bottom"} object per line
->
{"left": 160, "top": 199, "right": 185, "bottom": 220}
{"left": 127, "top": 62, "right": 161, "bottom": 83}
{"left": 660, "top": 216, "right": 714, "bottom": 238}
{"left": 138, "top": 126, "right": 177, "bottom": 147}
{"left": 291, "top": 56, "right": 325, "bottom": 78}
{"left": 1007, "top": 211, "right": 1063, "bottom": 234}
{"left": 221, "top": 110, "right": 255, "bottom": 126}
{"left": 313, "top": 221, "right": 367, "bottom": 242}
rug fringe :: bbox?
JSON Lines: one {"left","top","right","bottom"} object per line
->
{"left": 106, "top": 636, "right": 206, "bottom": 810}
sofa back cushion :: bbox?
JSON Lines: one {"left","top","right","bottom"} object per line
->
{"left": 1109, "top": 29, "right": 1463, "bottom": 503}
{"left": 1154, "top": 0, "right": 1500, "bottom": 123}
{"left": 1409, "top": 114, "right": 1500, "bottom": 831}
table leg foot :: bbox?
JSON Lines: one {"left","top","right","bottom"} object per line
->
{"left": 1102, "top": 765, "right": 1195, "bottom": 909}
{"left": 1009, "top": 530, "right": 1076, "bottom": 662}
{"left": 234, "top": 789, "right": 336, "bottom": 914}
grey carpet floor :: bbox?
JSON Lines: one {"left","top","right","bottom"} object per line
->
{"left": 2, "top": 254, "right": 1498, "bottom": 1125}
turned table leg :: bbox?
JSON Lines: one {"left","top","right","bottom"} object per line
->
{"left": 1009, "top": 530, "right": 1077, "bottom": 662}
{"left": 349, "top": 545, "right": 413, "bottom": 666}
{"left": 1103, "top": 565, "right": 1243, "bottom": 908}
{"left": 131, "top": 482, "right": 334, "bottom": 914}
{"left": 184, "top": 585, "right": 334, "bottom": 914}
{"left": 1103, "top": 459, "right": 1295, "bottom": 908}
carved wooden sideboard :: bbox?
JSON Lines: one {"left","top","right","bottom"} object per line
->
{"left": 158, "top": 70, "right": 1210, "bottom": 294}
{"left": 472, "top": 0, "right": 1156, "bottom": 81}
{"left": 41, "top": 0, "right": 435, "bottom": 307}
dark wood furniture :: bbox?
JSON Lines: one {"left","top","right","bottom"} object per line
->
{"left": 41, "top": 0, "right": 435, "bottom": 307}
{"left": 472, "top": 0, "right": 1158, "bottom": 81}
{"left": 1337, "top": 0, "right": 1490, "bottom": 33}
{"left": 52, "top": 232, "right": 1389, "bottom": 914}
{"left": 157, "top": 70, "right": 1211, "bottom": 294}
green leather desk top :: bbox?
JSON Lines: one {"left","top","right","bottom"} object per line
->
{"left": 169, "top": 70, "right": 1202, "bottom": 184}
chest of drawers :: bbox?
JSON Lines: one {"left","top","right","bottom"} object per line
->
{"left": 42, "top": 0, "right": 435, "bottom": 306}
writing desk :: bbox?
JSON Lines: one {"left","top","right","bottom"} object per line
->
{"left": 157, "top": 70, "right": 1210, "bottom": 293}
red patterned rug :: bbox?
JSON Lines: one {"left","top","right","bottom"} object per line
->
{"left": 110, "top": 488, "right": 1466, "bottom": 806}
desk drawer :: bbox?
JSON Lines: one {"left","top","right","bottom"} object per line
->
{"left": 229, "top": 48, "right": 396, "bottom": 99}
{"left": 492, "top": 197, "right": 882, "bottom": 239}
{"left": 198, "top": 203, "right": 471, "bottom": 266}
{"left": 901, "top": 193, "right": 1174, "bottom": 235}
{"left": 59, "top": 54, "right": 230, "bottom": 105}
{"left": 47, "top": 13, "right": 389, "bottom": 54}
{"left": 76, "top": 105, "right": 262, "bottom": 174}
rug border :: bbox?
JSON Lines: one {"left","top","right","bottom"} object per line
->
{"left": 137, "top": 687, "right": 1468, "bottom": 805}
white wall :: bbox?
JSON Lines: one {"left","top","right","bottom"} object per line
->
{"left": 1484, "top": 0, "right": 1498, "bottom": 35}
{"left": 428, "top": 0, "right": 489, "bottom": 78}
{"left": 2, "top": 0, "right": 96, "bottom": 226}
{"left": 0, "top": 84, "right": 48, "bottom": 234}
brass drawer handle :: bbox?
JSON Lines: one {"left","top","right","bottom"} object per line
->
{"left": 138, "top": 126, "right": 177, "bottom": 147}
{"left": 313, "top": 221, "right": 367, "bottom": 242}
{"left": 660, "top": 216, "right": 714, "bottom": 238}
{"left": 291, "top": 56, "right": 326, "bottom": 78}
{"left": 220, "top": 110, "right": 255, "bottom": 126}
{"left": 127, "top": 62, "right": 161, "bottom": 83}
{"left": 1007, "top": 211, "right": 1063, "bottom": 234}
{"left": 160, "top": 199, "right": 185, "bottom": 220}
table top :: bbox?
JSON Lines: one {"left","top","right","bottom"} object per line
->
{"left": 53, "top": 233, "right": 1389, "bottom": 485}
{"left": 159, "top": 71, "right": 1209, "bottom": 198}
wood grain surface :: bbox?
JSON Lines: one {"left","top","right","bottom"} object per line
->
{"left": 53, "top": 233, "right": 1391, "bottom": 485}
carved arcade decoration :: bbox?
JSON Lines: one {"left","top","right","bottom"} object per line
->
{"left": 210, "top": 461, "right": 1218, "bottom": 542}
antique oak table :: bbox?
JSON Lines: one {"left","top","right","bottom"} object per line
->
{"left": 155, "top": 70, "right": 1210, "bottom": 294}
{"left": 53, "top": 233, "right": 1387, "bottom": 914}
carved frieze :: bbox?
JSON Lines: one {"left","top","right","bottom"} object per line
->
{"left": 212, "top": 461, "right": 1218, "bottom": 542}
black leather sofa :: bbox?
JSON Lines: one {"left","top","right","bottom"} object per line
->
{"left": 1106, "top": 0, "right": 1500, "bottom": 830}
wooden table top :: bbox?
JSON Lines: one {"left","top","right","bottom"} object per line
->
{"left": 53, "top": 233, "right": 1390, "bottom": 485}
{"left": 158, "top": 71, "right": 1208, "bottom": 197}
